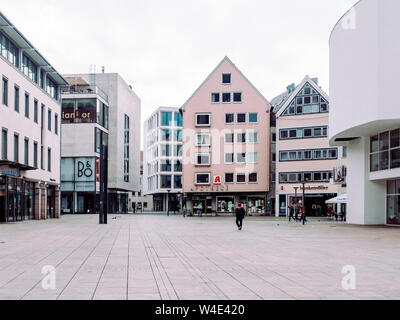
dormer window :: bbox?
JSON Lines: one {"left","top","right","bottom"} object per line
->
{"left": 222, "top": 74, "right": 231, "bottom": 84}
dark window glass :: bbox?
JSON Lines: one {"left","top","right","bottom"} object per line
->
{"left": 14, "top": 86, "right": 19, "bottom": 112}
{"left": 222, "top": 74, "right": 231, "bottom": 84}
{"left": 225, "top": 173, "right": 234, "bottom": 183}
{"left": 237, "top": 133, "right": 246, "bottom": 143}
{"left": 371, "top": 135, "right": 379, "bottom": 153}
{"left": 34, "top": 100, "right": 38, "bottom": 123}
{"left": 289, "top": 130, "right": 297, "bottom": 138}
{"left": 161, "top": 129, "right": 171, "bottom": 142}
{"left": 55, "top": 114, "right": 58, "bottom": 135}
{"left": 380, "top": 151, "right": 389, "bottom": 171}
{"left": 174, "top": 112, "right": 182, "bottom": 127}
{"left": 161, "top": 112, "right": 172, "bottom": 126}
{"left": 174, "top": 176, "right": 182, "bottom": 189}
{"left": 47, "top": 148, "right": 51, "bottom": 172}
{"left": 233, "top": 92, "right": 242, "bottom": 102}
{"left": 161, "top": 160, "right": 172, "bottom": 172}
{"left": 211, "top": 93, "right": 220, "bottom": 103}
{"left": 225, "top": 113, "right": 234, "bottom": 124}
{"left": 196, "top": 114, "right": 210, "bottom": 126}
{"left": 237, "top": 113, "right": 246, "bottom": 123}
{"left": 304, "top": 97, "right": 311, "bottom": 105}
{"left": 48, "top": 110, "right": 52, "bottom": 131}
{"left": 237, "top": 174, "right": 246, "bottom": 183}
{"left": 174, "top": 160, "right": 182, "bottom": 172}
{"left": 61, "top": 100, "right": 75, "bottom": 123}
{"left": 222, "top": 93, "right": 231, "bottom": 103}
{"left": 75, "top": 99, "right": 96, "bottom": 123}
{"left": 370, "top": 153, "right": 379, "bottom": 172}
{"left": 249, "top": 173, "right": 258, "bottom": 183}
{"left": 24, "top": 138, "right": 29, "bottom": 165}
{"left": 196, "top": 174, "right": 210, "bottom": 184}
{"left": 304, "top": 173, "right": 312, "bottom": 181}
{"left": 2, "top": 78, "right": 8, "bottom": 106}
{"left": 391, "top": 149, "right": 400, "bottom": 169}
{"left": 314, "top": 172, "right": 322, "bottom": 181}
{"left": 1, "top": 129, "right": 7, "bottom": 160}
{"left": 391, "top": 129, "right": 400, "bottom": 149}
{"left": 14, "top": 134, "right": 19, "bottom": 163}
{"left": 25, "top": 93, "right": 29, "bottom": 118}
{"left": 249, "top": 113, "right": 258, "bottom": 123}
{"left": 379, "top": 132, "right": 389, "bottom": 151}
{"left": 33, "top": 143, "right": 38, "bottom": 168}
{"left": 280, "top": 130, "right": 288, "bottom": 139}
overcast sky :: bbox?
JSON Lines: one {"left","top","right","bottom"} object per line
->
{"left": 2, "top": 0, "right": 357, "bottom": 130}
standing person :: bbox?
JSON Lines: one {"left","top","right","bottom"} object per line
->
{"left": 288, "top": 204, "right": 295, "bottom": 222}
{"left": 301, "top": 205, "right": 307, "bottom": 225}
{"left": 198, "top": 203, "right": 203, "bottom": 217}
{"left": 132, "top": 203, "right": 136, "bottom": 214}
{"left": 295, "top": 203, "right": 300, "bottom": 222}
{"left": 183, "top": 205, "right": 187, "bottom": 218}
{"left": 235, "top": 203, "right": 246, "bottom": 231}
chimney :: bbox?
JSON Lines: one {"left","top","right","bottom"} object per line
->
{"left": 311, "top": 77, "right": 319, "bottom": 85}
{"left": 286, "top": 83, "right": 295, "bottom": 94}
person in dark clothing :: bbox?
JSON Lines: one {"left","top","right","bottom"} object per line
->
{"left": 295, "top": 204, "right": 300, "bottom": 222}
{"left": 288, "top": 204, "right": 295, "bottom": 222}
{"left": 301, "top": 205, "right": 307, "bottom": 225}
{"left": 235, "top": 203, "right": 246, "bottom": 231}
{"left": 132, "top": 203, "right": 136, "bottom": 214}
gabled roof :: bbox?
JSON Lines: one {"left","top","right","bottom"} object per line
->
{"left": 181, "top": 56, "right": 270, "bottom": 112}
{"left": 275, "top": 76, "right": 329, "bottom": 118}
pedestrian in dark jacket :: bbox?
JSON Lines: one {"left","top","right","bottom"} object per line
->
{"left": 235, "top": 203, "right": 246, "bottom": 231}
{"left": 288, "top": 204, "right": 295, "bottom": 222}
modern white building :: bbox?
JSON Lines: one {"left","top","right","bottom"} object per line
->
{"left": 330, "top": 0, "right": 400, "bottom": 225}
{"left": 61, "top": 73, "right": 141, "bottom": 214}
{"left": 143, "top": 107, "right": 183, "bottom": 212}
{"left": 0, "top": 11, "right": 67, "bottom": 222}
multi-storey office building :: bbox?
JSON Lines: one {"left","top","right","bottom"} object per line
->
{"left": 0, "top": 12, "right": 67, "bottom": 223}
{"left": 60, "top": 76, "right": 109, "bottom": 214}
{"left": 273, "top": 76, "right": 347, "bottom": 217}
{"left": 181, "top": 57, "right": 271, "bottom": 216}
{"left": 61, "top": 73, "right": 141, "bottom": 214}
{"left": 143, "top": 107, "right": 183, "bottom": 212}
{"left": 330, "top": 0, "right": 400, "bottom": 225}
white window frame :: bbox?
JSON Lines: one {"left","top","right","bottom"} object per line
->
{"left": 222, "top": 73, "right": 232, "bottom": 85}
{"left": 237, "top": 133, "right": 246, "bottom": 144}
{"left": 195, "top": 153, "right": 211, "bottom": 166}
{"left": 222, "top": 92, "right": 231, "bottom": 104}
{"left": 196, "top": 113, "right": 211, "bottom": 127}
{"left": 211, "top": 93, "right": 220, "bottom": 104}
{"left": 248, "top": 152, "right": 258, "bottom": 164}
{"left": 224, "top": 133, "right": 234, "bottom": 144}
{"left": 249, "top": 132, "right": 258, "bottom": 144}
{"left": 225, "top": 113, "right": 234, "bottom": 125}
{"left": 233, "top": 92, "right": 242, "bottom": 103}
{"left": 225, "top": 153, "right": 234, "bottom": 164}
{"left": 225, "top": 173, "right": 235, "bottom": 184}
{"left": 237, "top": 153, "right": 246, "bottom": 164}
{"left": 237, "top": 113, "right": 247, "bottom": 124}
{"left": 249, "top": 112, "right": 258, "bottom": 124}
{"left": 196, "top": 133, "right": 211, "bottom": 146}
{"left": 236, "top": 173, "right": 246, "bottom": 184}
{"left": 195, "top": 173, "right": 211, "bottom": 185}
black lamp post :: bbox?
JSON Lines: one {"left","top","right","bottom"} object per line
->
{"left": 294, "top": 187, "right": 299, "bottom": 206}
{"left": 301, "top": 177, "right": 309, "bottom": 224}
{"left": 167, "top": 190, "right": 171, "bottom": 216}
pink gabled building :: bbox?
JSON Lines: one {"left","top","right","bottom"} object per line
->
{"left": 181, "top": 57, "right": 271, "bottom": 216}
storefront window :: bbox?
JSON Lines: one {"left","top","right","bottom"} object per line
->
{"left": 248, "top": 197, "right": 265, "bottom": 215}
{"left": 217, "top": 197, "right": 235, "bottom": 213}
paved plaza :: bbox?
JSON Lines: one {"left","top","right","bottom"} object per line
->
{"left": 0, "top": 214, "right": 400, "bottom": 300}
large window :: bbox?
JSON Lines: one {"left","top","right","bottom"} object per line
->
{"left": 196, "top": 114, "right": 211, "bottom": 127}
{"left": 222, "top": 74, "right": 231, "bottom": 84}
{"left": 62, "top": 99, "right": 97, "bottom": 124}
{"left": 22, "top": 54, "right": 38, "bottom": 83}
{"left": 161, "top": 160, "right": 172, "bottom": 172}
{"left": 196, "top": 133, "right": 211, "bottom": 146}
{"left": 95, "top": 128, "right": 109, "bottom": 153}
{"left": 161, "top": 112, "right": 172, "bottom": 126}
{"left": 0, "top": 32, "right": 19, "bottom": 67}
{"left": 96, "top": 102, "right": 109, "bottom": 129}
{"left": 211, "top": 93, "right": 220, "bottom": 103}
{"left": 196, "top": 153, "right": 211, "bottom": 166}
{"left": 47, "top": 148, "right": 51, "bottom": 172}
{"left": 33, "top": 142, "right": 38, "bottom": 168}
{"left": 387, "top": 180, "right": 400, "bottom": 225}
{"left": 46, "top": 77, "right": 58, "bottom": 100}
{"left": 281, "top": 83, "right": 329, "bottom": 116}
{"left": 161, "top": 129, "right": 171, "bottom": 142}
{"left": 279, "top": 171, "right": 331, "bottom": 183}
{"left": 195, "top": 173, "right": 210, "bottom": 185}
{"left": 13, "top": 133, "right": 19, "bottom": 163}
{"left": 174, "top": 176, "right": 182, "bottom": 189}
{"left": 24, "top": 138, "right": 29, "bottom": 165}
{"left": 25, "top": 93, "right": 29, "bottom": 118}
{"left": 225, "top": 113, "right": 234, "bottom": 124}
{"left": 280, "top": 148, "right": 338, "bottom": 162}
{"left": 371, "top": 129, "right": 400, "bottom": 172}
{"left": 124, "top": 115, "right": 130, "bottom": 183}
{"left": 14, "top": 86, "right": 19, "bottom": 112}
{"left": 280, "top": 126, "right": 328, "bottom": 140}
{"left": 34, "top": 100, "right": 38, "bottom": 123}
{"left": 161, "top": 175, "right": 172, "bottom": 189}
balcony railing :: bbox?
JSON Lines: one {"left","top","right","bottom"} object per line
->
{"left": 61, "top": 85, "right": 108, "bottom": 102}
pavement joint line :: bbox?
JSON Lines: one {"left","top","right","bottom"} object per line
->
{"left": 160, "top": 233, "right": 228, "bottom": 300}
{"left": 20, "top": 224, "right": 107, "bottom": 300}
{"left": 52, "top": 224, "right": 116, "bottom": 300}
{"left": 91, "top": 224, "right": 124, "bottom": 300}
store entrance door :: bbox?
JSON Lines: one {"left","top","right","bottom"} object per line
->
{"left": 0, "top": 196, "right": 5, "bottom": 222}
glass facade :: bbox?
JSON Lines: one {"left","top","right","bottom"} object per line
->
{"left": 62, "top": 98, "right": 109, "bottom": 126}
{"left": 370, "top": 129, "right": 400, "bottom": 172}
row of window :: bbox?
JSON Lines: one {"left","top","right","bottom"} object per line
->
{"left": 279, "top": 171, "right": 331, "bottom": 183}
{"left": 124, "top": 115, "right": 130, "bottom": 182}
{"left": 195, "top": 172, "right": 259, "bottom": 185}
{"left": 370, "top": 129, "right": 400, "bottom": 172}
{"left": 160, "top": 175, "right": 182, "bottom": 189}
{"left": 196, "top": 113, "right": 259, "bottom": 127}
{"left": 161, "top": 129, "right": 183, "bottom": 142}
{"left": 1, "top": 32, "right": 59, "bottom": 100}
{"left": 161, "top": 112, "right": 183, "bottom": 127}
{"left": 62, "top": 98, "right": 109, "bottom": 129}
{"left": 280, "top": 126, "right": 328, "bottom": 140}
{"left": 211, "top": 92, "right": 242, "bottom": 103}
{"left": 2, "top": 77, "right": 59, "bottom": 134}
{"left": 280, "top": 148, "right": 338, "bottom": 162}
{"left": 195, "top": 132, "right": 259, "bottom": 146}
{"left": 1, "top": 128, "right": 52, "bottom": 171}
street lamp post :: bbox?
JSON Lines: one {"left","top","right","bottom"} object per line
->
{"left": 301, "top": 178, "right": 309, "bottom": 224}
{"left": 167, "top": 190, "right": 171, "bottom": 216}
{"left": 294, "top": 187, "right": 299, "bottom": 206}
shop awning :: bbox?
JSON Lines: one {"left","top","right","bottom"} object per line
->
{"left": 326, "top": 194, "right": 347, "bottom": 204}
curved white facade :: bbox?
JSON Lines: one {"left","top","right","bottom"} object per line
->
{"left": 330, "top": 0, "right": 400, "bottom": 225}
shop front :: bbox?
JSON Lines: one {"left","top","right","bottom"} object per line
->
{"left": 280, "top": 192, "right": 338, "bottom": 217}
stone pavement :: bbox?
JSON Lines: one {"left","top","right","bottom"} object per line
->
{"left": 0, "top": 214, "right": 400, "bottom": 300}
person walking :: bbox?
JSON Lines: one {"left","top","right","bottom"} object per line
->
{"left": 295, "top": 203, "right": 300, "bottom": 222}
{"left": 198, "top": 203, "right": 203, "bottom": 217}
{"left": 288, "top": 204, "right": 295, "bottom": 222}
{"left": 235, "top": 203, "right": 246, "bottom": 231}
{"left": 132, "top": 203, "right": 136, "bottom": 214}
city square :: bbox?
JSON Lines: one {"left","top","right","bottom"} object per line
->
{"left": 0, "top": 214, "right": 399, "bottom": 300}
